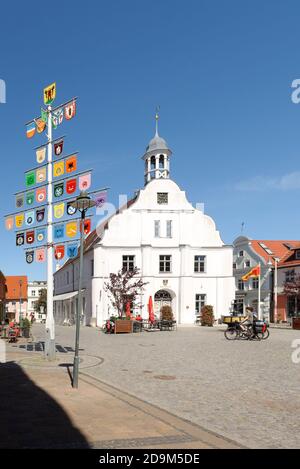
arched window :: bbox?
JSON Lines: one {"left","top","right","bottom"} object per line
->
{"left": 154, "top": 290, "right": 172, "bottom": 301}
{"left": 150, "top": 156, "right": 156, "bottom": 170}
{"left": 159, "top": 154, "right": 164, "bottom": 169}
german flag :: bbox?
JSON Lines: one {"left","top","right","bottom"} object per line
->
{"left": 242, "top": 264, "right": 260, "bottom": 281}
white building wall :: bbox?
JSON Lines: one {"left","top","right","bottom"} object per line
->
{"left": 27, "top": 281, "right": 47, "bottom": 323}
{"left": 54, "top": 178, "right": 235, "bottom": 327}
{"left": 233, "top": 236, "right": 272, "bottom": 319}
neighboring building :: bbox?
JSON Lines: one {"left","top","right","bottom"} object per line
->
{"left": 27, "top": 281, "right": 47, "bottom": 323}
{"left": 54, "top": 122, "right": 235, "bottom": 326}
{"left": 276, "top": 243, "right": 300, "bottom": 322}
{"left": 0, "top": 271, "right": 7, "bottom": 323}
{"left": 5, "top": 275, "right": 28, "bottom": 322}
{"left": 233, "top": 237, "right": 298, "bottom": 320}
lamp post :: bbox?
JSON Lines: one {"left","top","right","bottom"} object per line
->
{"left": 19, "top": 279, "right": 23, "bottom": 327}
{"left": 268, "top": 257, "right": 280, "bottom": 323}
{"left": 71, "top": 191, "right": 96, "bottom": 389}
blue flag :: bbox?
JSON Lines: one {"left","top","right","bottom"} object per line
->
{"left": 36, "top": 228, "right": 46, "bottom": 243}
{"left": 54, "top": 224, "right": 64, "bottom": 239}
{"left": 67, "top": 244, "right": 78, "bottom": 258}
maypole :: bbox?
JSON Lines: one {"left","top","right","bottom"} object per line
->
{"left": 45, "top": 104, "right": 55, "bottom": 360}
{"left": 4, "top": 82, "right": 109, "bottom": 367}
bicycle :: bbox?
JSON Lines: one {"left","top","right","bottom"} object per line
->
{"left": 224, "top": 322, "right": 261, "bottom": 341}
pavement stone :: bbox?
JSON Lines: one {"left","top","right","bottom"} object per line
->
{"left": 4, "top": 324, "right": 300, "bottom": 448}
{"left": 0, "top": 350, "right": 240, "bottom": 449}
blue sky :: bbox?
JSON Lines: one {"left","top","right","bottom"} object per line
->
{"left": 1, "top": 0, "right": 300, "bottom": 280}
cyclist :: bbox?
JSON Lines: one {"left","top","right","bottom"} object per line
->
{"left": 240, "top": 306, "right": 256, "bottom": 338}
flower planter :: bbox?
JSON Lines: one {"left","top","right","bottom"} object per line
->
{"left": 114, "top": 319, "right": 133, "bottom": 334}
{"left": 292, "top": 317, "right": 300, "bottom": 330}
{"left": 22, "top": 328, "right": 30, "bottom": 338}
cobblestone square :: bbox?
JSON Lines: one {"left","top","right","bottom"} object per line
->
{"left": 22, "top": 324, "right": 300, "bottom": 449}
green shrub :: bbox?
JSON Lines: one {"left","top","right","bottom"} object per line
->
{"left": 22, "top": 318, "right": 31, "bottom": 329}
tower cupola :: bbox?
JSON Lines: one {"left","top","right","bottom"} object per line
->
{"left": 142, "top": 111, "right": 172, "bottom": 185}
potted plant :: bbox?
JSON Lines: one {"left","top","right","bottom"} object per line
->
{"left": 201, "top": 305, "right": 214, "bottom": 326}
{"left": 104, "top": 267, "right": 148, "bottom": 333}
{"left": 160, "top": 305, "right": 173, "bottom": 321}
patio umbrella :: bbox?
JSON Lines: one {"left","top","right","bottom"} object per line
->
{"left": 148, "top": 296, "right": 155, "bottom": 323}
{"left": 125, "top": 301, "right": 131, "bottom": 318}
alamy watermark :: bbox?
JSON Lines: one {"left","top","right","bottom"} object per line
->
{"left": 0, "top": 79, "right": 6, "bottom": 104}
{"left": 291, "top": 339, "right": 300, "bottom": 364}
{"left": 95, "top": 195, "right": 206, "bottom": 237}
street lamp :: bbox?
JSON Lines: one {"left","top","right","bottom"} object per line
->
{"left": 70, "top": 191, "right": 96, "bottom": 389}
{"left": 268, "top": 257, "right": 280, "bottom": 323}
{"left": 273, "top": 257, "right": 280, "bottom": 324}
{"left": 19, "top": 279, "right": 23, "bottom": 327}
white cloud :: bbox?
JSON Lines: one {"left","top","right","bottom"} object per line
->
{"left": 235, "top": 172, "right": 300, "bottom": 192}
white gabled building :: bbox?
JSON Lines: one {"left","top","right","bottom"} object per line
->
{"left": 53, "top": 122, "right": 235, "bottom": 326}
{"left": 27, "top": 280, "right": 47, "bottom": 323}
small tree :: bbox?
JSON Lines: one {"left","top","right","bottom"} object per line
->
{"left": 201, "top": 305, "right": 214, "bottom": 326}
{"left": 34, "top": 288, "right": 47, "bottom": 315}
{"left": 104, "top": 267, "right": 148, "bottom": 318}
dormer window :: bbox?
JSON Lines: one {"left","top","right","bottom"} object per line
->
{"left": 296, "top": 250, "right": 300, "bottom": 260}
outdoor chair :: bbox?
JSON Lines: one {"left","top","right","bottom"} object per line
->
{"left": 159, "top": 319, "right": 176, "bottom": 331}
{"left": 144, "top": 320, "right": 160, "bottom": 332}
{"left": 132, "top": 320, "right": 142, "bottom": 333}
{"left": 195, "top": 314, "right": 201, "bottom": 325}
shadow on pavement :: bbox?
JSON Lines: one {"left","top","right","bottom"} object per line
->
{"left": 0, "top": 361, "right": 89, "bottom": 448}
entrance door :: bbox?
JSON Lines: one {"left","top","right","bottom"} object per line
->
{"left": 154, "top": 290, "right": 172, "bottom": 317}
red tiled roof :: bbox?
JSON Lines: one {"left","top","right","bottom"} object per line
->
{"left": 278, "top": 259, "right": 300, "bottom": 268}
{"left": 5, "top": 276, "right": 28, "bottom": 300}
{"left": 278, "top": 243, "right": 300, "bottom": 268}
{"left": 250, "top": 240, "right": 299, "bottom": 265}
